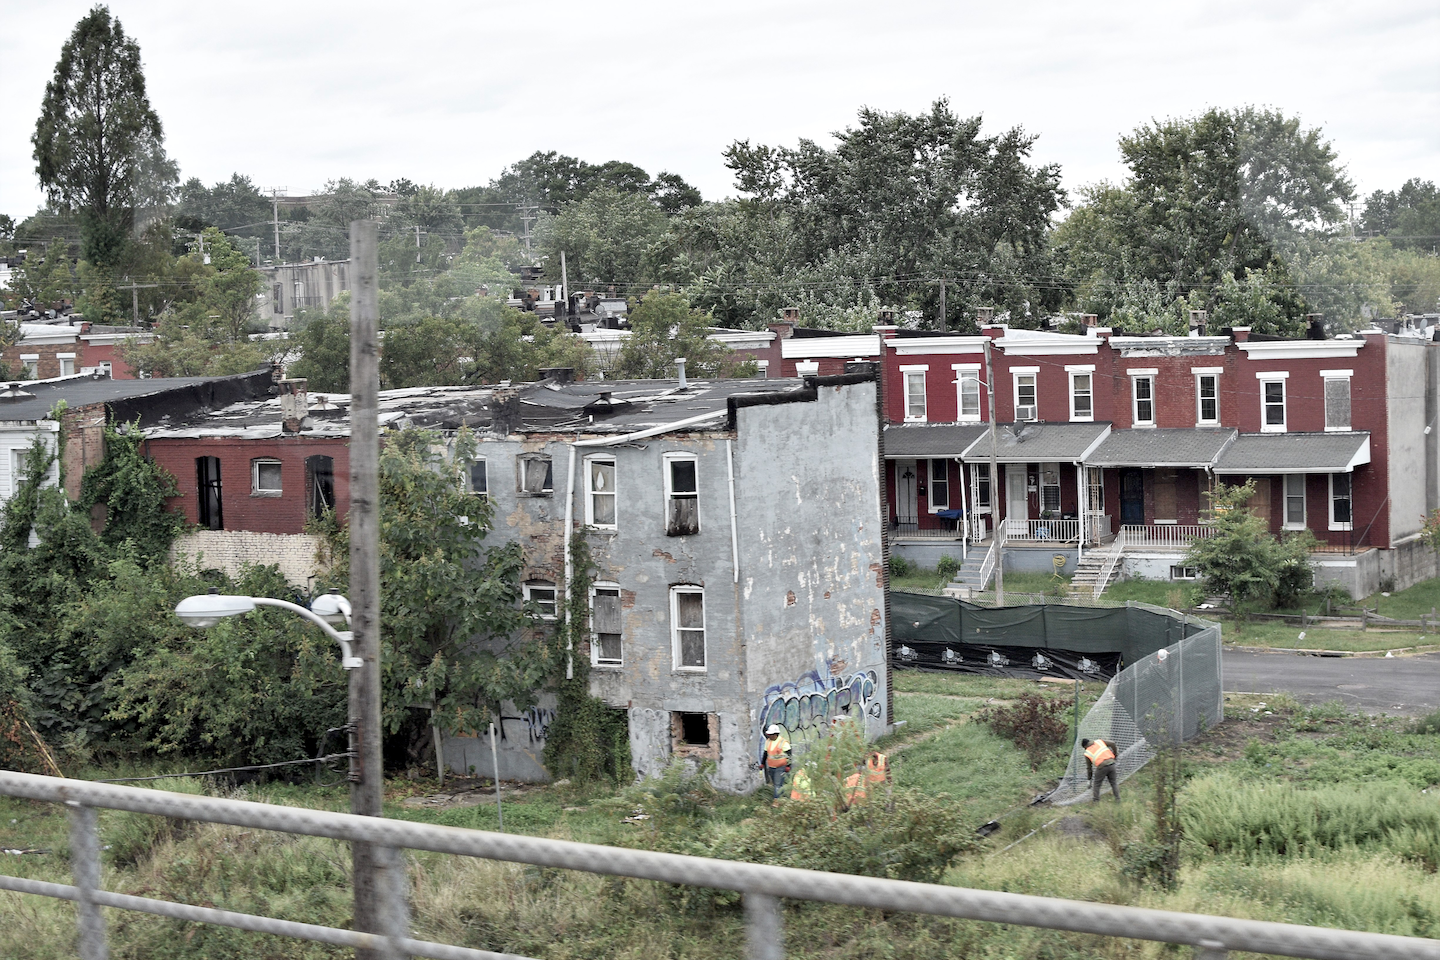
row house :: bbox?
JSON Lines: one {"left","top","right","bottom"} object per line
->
{"left": 752, "top": 314, "right": 1436, "bottom": 597}
{"left": 2, "top": 321, "right": 153, "bottom": 380}
{"left": 143, "top": 370, "right": 891, "bottom": 793}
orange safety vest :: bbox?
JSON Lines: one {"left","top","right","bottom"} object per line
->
{"left": 865, "top": 752, "right": 889, "bottom": 786}
{"left": 843, "top": 772, "right": 868, "bottom": 804}
{"left": 764, "top": 736, "right": 791, "bottom": 768}
{"left": 1084, "top": 740, "right": 1116, "bottom": 766}
{"left": 790, "top": 768, "right": 814, "bottom": 801}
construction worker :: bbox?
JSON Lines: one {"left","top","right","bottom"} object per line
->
{"left": 762, "top": 724, "right": 791, "bottom": 799}
{"left": 842, "top": 768, "right": 867, "bottom": 807}
{"left": 789, "top": 766, "right": 815, "bottom": 802}
{"left": 864, "top": 750, "right": 889, "bottom": 788}
{"left": 1081, "top": 737, "right": 1120, "bottom": 802}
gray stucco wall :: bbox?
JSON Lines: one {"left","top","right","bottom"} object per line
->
{"left": 734, "top": 380, "right": 889, "bottom": 774}
{"left": 1387, "top": 337, "right": 1430, "bottom": 545}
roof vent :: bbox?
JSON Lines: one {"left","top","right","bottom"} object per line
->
{"left": 0, "top": 383, "right": 36, "bottom": 402}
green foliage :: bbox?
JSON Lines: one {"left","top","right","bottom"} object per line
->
{"left": 936, "top": 554, "right": 960, "bottom": 582}
{"left": 76, "top": 420, "right": 186, "bottom": 563}
{"left": 1413, "top": 711, "right": 1440, "bottom": 736}
{"left": 1123, "top": 744, "right": 1183, "bottom": 889}
{"left": 888, "top": 555, "right": 915, "bottom": 578}
{"left": 544, "top": 535, "right": 633, "bottom": 783}
{"left": 537, "top": 186, "right": 669, "bottom": 289}
{"left": 32, "top": 6, "right": 177, "bottom": 266}
{"left": 1363, "top": 178, "right": 1440, "bottom": 251}
{"left": 1185, "top": 481, "right": 1315, "bottom": 613}
{"left": 612, "top": 292, "right": 755, "bottom": 379}
{"left": 974, "top": 694, "right": 1072, "bottom": 769}
{"left": 287, "top": 294, "right": 351, "bottom": 391}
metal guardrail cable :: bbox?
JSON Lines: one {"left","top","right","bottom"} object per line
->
{"left": 95, "top": 752, "right": 351, "bottom": 783}
{"left": 3, "top": 772, "right": 1439, "bottom": 960}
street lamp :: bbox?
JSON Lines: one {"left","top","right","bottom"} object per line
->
{"left": 174, "top": 590, "right": 363, "bottom": 670}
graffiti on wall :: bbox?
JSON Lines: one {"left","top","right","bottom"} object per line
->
{"left": 757, "top": 668, "right": 880, "bottom": 760}
{"left": 498, "top": 705, "right": 555, "bottom": 744}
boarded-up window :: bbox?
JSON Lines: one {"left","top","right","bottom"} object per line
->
{"left": 587, "top": 457, "right": 616, "bottom": 526}
{"left": 666, "top": 456, "right": 699, "bottom": 536}
{"left": 1249, "top": 478, "right": 1272, "bottom": 522}
{"left": 520, "top": 457, "right": 552, "bottom": 495}
{"left": 1325, "top": 378, "right": 1351, "bottom": 430}
{"left": 593, "top": 586, "right": 622, "bottom": 664}
{"left": 1154, "top": 469, "right": 1177, "bottom": 521}
{"left": 672, "top": 588, "right": 705, "bottom": 669}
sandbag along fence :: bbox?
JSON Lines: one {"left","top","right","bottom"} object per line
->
{"left": 891, "top": 592, "right": 1224, "bottom": 803}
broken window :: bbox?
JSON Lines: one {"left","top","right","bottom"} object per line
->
{"left": 671, "top": 712, "right": 719, "bottom": 759}
{"left": 672, "top": 587, "right": 706, "bottom": 670}
{"left": 525, "top": 581, "right": 557, "bottom": 620}
{"left": 467, "top": 459, "right": 487, "bottom": 499}
{"left": 251, "top": 458, "right": 282, "bottom": 496}
{"left": 586, "top": 456, "right": 616, "bottom": 527}
{"left": 519, "top": 456, "right": 553, "bottom": 495}
{"left": 592, "top": 584, "right": 622, "bottom": 665}
{"left": 1324, "top": 376, "right": 1351, "bottom": 431}
{"left": 196, "top": 456, "right": 223, "bottom": 530}
{"left": 305, "top": 455, "right": 335, "bottom": 520}
{"left": 665, "top": 454, "right": 699, "bottom": 536}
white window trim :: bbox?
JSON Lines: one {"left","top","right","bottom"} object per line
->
{"left": 927, "top": 458, "right": 950, "bottom": 513}
{"left": 1068, "top": 369, "right": 1094, "bottom": 422}
{"left": 902, "top": 367, "right": 928, "bottom": 422}
{"left": 794, "top": 360, "right": 819, "bottom": 376}
{"left": 1194, "top": 371, "right": 1221, "bottom": 426}
{"left": 584, "top": 454, "right": 617, "bottom": 529}
{"left": 663, "top": 452, "right": 700, "bottom": 534}
{"left": 466, "top": 458, "right": 488, "bottom": 499}
{"left": 591, "top": 582, "right": 623, "bottom": 666}
{"left": 670, "top": 585, "right": 707, "bottom": 672}
{"left": 524, "top": 581, "right": 558, "bottom": 621}
{"left": 251, "top": 458, "right": 283, "bottom": 497}
{"left": 1012, "top": 368, "right": 1039, "bottom": 422}
{"left": 1322, "top": 371, "right": 1354, "bottom": 432}
{"left": 971, "top": 463, "right": 992, "bottom": 515}
{"left": 1258, "top": 375, "right": 1287, "bottom": 433}
{"left": 1329, "top": 473, "right": 1353, "bottom": 531}
{"left": 1282, "top": 473, "right": 1307, "bottom": 530}
{"left": 952, "top": 363, "right": 982, "bottom": 422}
{"left": 1129, "top": 372, "right": 1156, "bottom": 427}
{"left": 56, "top": 352, "right": 76, "bottom": 360}
{"left": 519, "top": 455, "right": 553, "bottom": 496}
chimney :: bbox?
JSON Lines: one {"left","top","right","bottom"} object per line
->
{"left": 1189, "top": 310, "right": 1208, "bottom": 338}
{"left": 539, "top": 366, "right": 574, "bottom": 384}
{"left": 781, "top": 306, "right": 800, "bottom": 323}
{"left": 1081, "top": 314, "right": 1098, "bottom": 328}
{"left": 279, "top": 378, "right": 308, "bottom": 434}
{"left": 1231, "top": 326, "right": 1251, "bottom": 343}
{"left": 676, "top": 357, "right": 687, "bottom": 389}
{"left": 976, "top": 306, "right": 996, "bottom": 326}
{"left": 1305, "top": 313, "right": 1326, "bottom": 340}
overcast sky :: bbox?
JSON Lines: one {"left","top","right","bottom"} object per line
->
{"left": 2, "top": 0, "right": 1436, "bottom": 222}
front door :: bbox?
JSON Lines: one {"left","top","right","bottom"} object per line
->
{"left": 895, "top": 460, "right": 918, "bottom": 522}
{"left": 1006, "top": 467, "right": 1028, "bottom": 536}
{"left": 1120, "top": 469, "right": 1145, "bottom": 526}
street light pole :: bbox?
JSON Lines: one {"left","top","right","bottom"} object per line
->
{"left": 349, "top": 220, "right": 386, "bottom": 957}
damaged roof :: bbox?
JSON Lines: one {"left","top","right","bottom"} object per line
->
{"left": 144, "top": 376, "right": 835, "bottom": 440}
{"left": 0, "top": 370, "right": 271, "bottom": 425}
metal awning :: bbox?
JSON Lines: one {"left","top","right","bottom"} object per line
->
{"left": 1212, "top": 432, "right": 1371, "bottom": 475}
{"left": 1085, "top": 428, "right": 1237, "bottom": 469}
{"left": 884, "top": 423, "right": 989, "bottom": 459}
{"left": 959, "top": 422, "right": 1111, "bottom": 464}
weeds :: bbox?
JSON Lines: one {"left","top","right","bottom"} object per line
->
{"left": 974, "top": 694, "right": 1071, "bottom": 768}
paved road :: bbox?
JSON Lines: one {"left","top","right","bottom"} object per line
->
{"left": 1223, "top": 649, "right": 1440, "bottom": 716}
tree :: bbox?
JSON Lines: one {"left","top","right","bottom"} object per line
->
{"left": 613, "top": 292, "right": 756, "bottom": 379}
{"left": 1362, "top": 179, "right": 1440, "bottom": 250}
{"left": 175, "top": 174, "right": 274, "bottom": 260}
{"left": 32, "top": 6, "right": 177, "bottom": 267}
{"left": 1186, "top": 481, "right": 1315, "bottom": 615}
{"left": 288, "top": 294, "right": 352, "bottom": 392}
{"left": 537, "top": 187, "right": 669, "bottom": 289}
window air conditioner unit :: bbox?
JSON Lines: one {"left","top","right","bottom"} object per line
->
{"left": 1016, "top": 404, "right": 1037, "bottom": 421}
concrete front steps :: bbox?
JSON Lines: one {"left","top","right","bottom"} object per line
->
{"left": 1068, "top": 546, "right": 1121, "bottom": 599}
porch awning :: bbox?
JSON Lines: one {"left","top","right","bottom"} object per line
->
{"left": 959, "top": 421, "right": 1111, "bottom": 464}
{"left": 1085, "top": 428, "right": 1237, "bottom": 469}
{"left": 884, "top": 423, "right": 989, "bottom": 459}
{"left": 1212, "top": 432, "right": 1371, "bottom": 475}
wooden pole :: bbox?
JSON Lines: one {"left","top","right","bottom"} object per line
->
{"left": 984, "top": 337, "right": 1003, "bottom": 606}
{"left": 348, "top": 220, "right": 387, "bottom": 958}
{"left": 490, "top": 722, "right": 503, "bottom": 832}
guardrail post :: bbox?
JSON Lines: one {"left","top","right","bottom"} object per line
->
{"left": 375, "top": 844, "right": 410, "bottom": 960}
{"left": 1195, "top": 940, "right": 1227, "bottom": 960}
{"left": 744, "top": 892, "right": 784, "bottom": 960}
{"left": 66, "top": 801, "right": 109, "bottom": 960}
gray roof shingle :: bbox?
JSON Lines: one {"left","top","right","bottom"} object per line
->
{"left": 1213, "top": 432, "right": 1371, "bottom": 475}
{"left": 960, "top": 422, "right": 1111, "bottom": 463}
{"left": 883, "top": 424, "right": 988, "bottom": 458}
{"left": 1085, "top": 428, "right": 1237, "bottom": 468}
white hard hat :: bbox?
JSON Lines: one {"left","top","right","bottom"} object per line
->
{"left": 765, "top": 724, "right": 781, "bottom": 735}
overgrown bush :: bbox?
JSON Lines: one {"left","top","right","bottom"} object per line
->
{"left": 936, "top": 554, "right": 960, "bottom": 582}
{"left": 1414, "top": 710, "right": 1440, "bottom": 735}
{"left": 889, "top": 555, "right": 915, "bottom": 578}
{"left": 974, "top": 694, "right": 1071, "bottom": 768}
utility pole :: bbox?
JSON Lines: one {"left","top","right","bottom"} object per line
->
{"left": 560, "top": 250, "right": 568, "bottom": 312}
{"left": 116, "top": 281, "right": 159, "bottom": 326}
{"left": 938, "top": 279, "right": 947, "bottom": 333}
{"left": 268, "top": 187, "right": 286, "bottom": 265}
{"left": 984, "top": 336, "right": 1003, "bottom": 605}
{"left": 348, "top": 220, "right": 387, "bottom": 958}
{"left": 519, "top": 202, "right": 537, "bottom": 258}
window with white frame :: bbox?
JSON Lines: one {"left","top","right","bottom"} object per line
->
{"left": 953, "top": 365, "right": 981, "bottom": 421}
{"left": 57, "top": 354, "right": 75, "bottom": 376}
{"left": 671, "top": 586, "right": 706, "bottom": 670}
{"left": 1322, "top": 371, "right": 1352, "bottom": 431}
{"left": 1086, "top": 467, "right": 1105, "bottom": 515}
{"left": 525, "top": 581, "right": 557, "bottom": 620}
{"left": 466, "top": 460, "right": 487, "bottom": 499}
{"left": 519, "top": 456, "right": 553, "bottom": 495}
{"left": 592, "top": 583, "right": 622, "bottom": 665}
{"left": 902, "top": 367, "right": 927, "bottom": 421}
{"left": 1040, "top": 463, "right": 1061, "bottom": 514}
{"left": 585, "top": 456, "right": 616, "bottom": 528}
{"left": 251, "top": 458, "right": 282, "bottom": 496}
{"left": 1283, "top": 474, "right": 1306, "bottom": 529}
{"left": 1194, "top": 369, "right": 1221, "bottom": 425}
{"left": 1259, "top": 374, "right": 1287, "bottom": 432}
{"left": 664, "top": 453, "right": 699, "bottom": 536}
{"left": 1130, "top": 372, "right": 1156, "bottom": 426}
{"left": 1012, "top": 369, "right": 1038, "bottom": 421}
{"left": 973, "top": 463, "right": 991, "bottom": 510}
{"left": 928, "top": 459, "right": 949, "bottom": 511}
{"left": 19, "top": 355, "right": 38, "bottom": 379}
{"left": 795, "top": 360, "right": 819, "bottom": 376}
{"left": 1068, "top": 367, "right": 1094, "bottom": 421}
{"left": 1170, "top": 565, "right": 1199, "bottom": 581}
{"left": 1329, "top": 473, "right": 1352, "bottom": 530}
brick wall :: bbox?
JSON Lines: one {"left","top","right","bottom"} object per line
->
{"left": 170, "top": 530, "right": 328, "bottom": 586}
{"left": 146, "top": 435, "right": 351, "bottom": 534}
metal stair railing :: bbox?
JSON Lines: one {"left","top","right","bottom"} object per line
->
{"left": 1093, "top": 526, "right": 1127, "bottom": 599}
{"left": 975, "top": 522, "right": 1006, "bottom": 591}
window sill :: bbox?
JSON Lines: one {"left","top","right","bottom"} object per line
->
{"left": 592, "top": 662, "right": 623, "bottom": 670}
{"left": 251, "top": 490, "right": 282, "bottom": 498}
{"left": 1324, "top": 426, "right": 1351, "bottom": 433}
{"left": 518, "top": 492, "right": 554, "bottom": 498}
{"left": 1260, "top": 426, "right": 1286, "bottom": 434}
{"left": 586, "top": 526, "right": 618, "bottom": 535}
{"left": 1131, "top": 422, "right": 1156, "bottom": 429}
{"left": 1329, "top": 524, "right": 1353, "bottom": 532}
{"left": 673, "top": 666, "right": 707, "bottom": 674}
